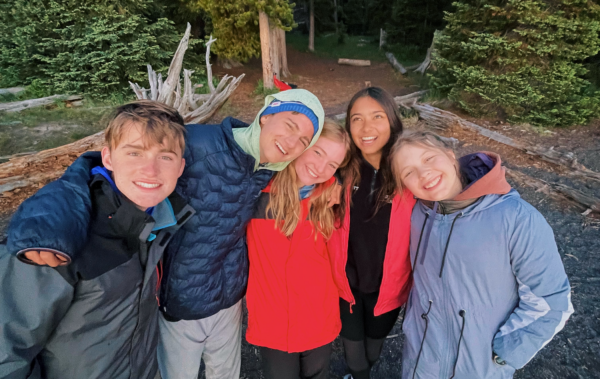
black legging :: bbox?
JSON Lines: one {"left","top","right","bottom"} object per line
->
{"left": 260, "top": 343, "right": 332, "bottom": 379}
{"left": 340, "top": 290, "right": 401, "bottom": 379}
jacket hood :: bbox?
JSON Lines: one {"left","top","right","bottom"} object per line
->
{"left": 232, "top": 89, "right": 325, "bottom": 172}
{"left": 454, "top": 151, "right": 512, "bottom": 201}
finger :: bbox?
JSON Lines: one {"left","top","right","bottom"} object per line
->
{"left": 24, "top": 251, "right": 45, "bottom": 265}
{"left": 40, "top": 251, "right": 64, "bottom": 268}
{"left": 56, "top": 254, "right": 68, "bottom": 262}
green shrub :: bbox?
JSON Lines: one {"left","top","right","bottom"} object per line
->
{"left": 431, "top": 0, "right": 600, "bottom": 127}
{"left": 0, "top": 0, "right": 182, "bottom": 98}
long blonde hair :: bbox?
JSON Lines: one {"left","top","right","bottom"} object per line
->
{"left": 267, "top": 119, "right": 352, "bottom": 239}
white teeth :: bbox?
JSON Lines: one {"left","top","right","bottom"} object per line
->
{"left": 135, "top": 182, "right": 160, "bottom": 189}
{"left": 424, "top": 176, "right": 441, "bottom": 189}
{"left": 307, "top": 167, "right": 318, "bottom": 178}
{"left": 275, "top": 141, "right": 287, "bottom": 155}
{"left": 362, "top": 136, "right": 376, "bottom": 141}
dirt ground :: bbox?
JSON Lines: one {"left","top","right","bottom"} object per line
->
{"left": 2, "top": 45, "right": 599, "bottom": 379}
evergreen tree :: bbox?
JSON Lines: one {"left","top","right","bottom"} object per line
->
{"left": 431, "top": 0, "right": 600, "bottom": 127}
{"left": 0, "top": 0, "right": 183, "bottom": 98}
{"left": 195, "top": 0, "right": 295, "bottom": 62}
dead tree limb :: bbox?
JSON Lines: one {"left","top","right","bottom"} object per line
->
{"left": 505, "top": 168, "right": 600, "bottom": 214}
{"left": 413, "top": 30, "right": 440, "bottom": 75}
{"left": 338, "top": 59, "right": 371, "bottom": 67}
{"left": 386, "top": 52, "right": 407, "bottom": 74}
{"left": 0, "top": 95, "right": 68, "bottom": 113}
{"left": 129, "top": 23, "right": 245, "bottom": 124}
{"left": 411, "top": 103, "right": 600, "bottom": 183}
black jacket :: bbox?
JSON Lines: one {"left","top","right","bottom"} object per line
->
{"left": 0, "top": 172, "right": 194, "bottom": 379}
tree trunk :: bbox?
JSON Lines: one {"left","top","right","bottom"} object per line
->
{"left": 279, "top": 28, "right": 291, "bottom": 78}
{"left": 270, "top": 24, "right": 281, "bottom": 80}
{"left": 309, "top": 0, "right": 315, "bottom": 52}
{"left": 333, "top": 0, "right": 338, "bottom": 35}
{"left": 259, "top": 11, "right": 274, "bottom": 89}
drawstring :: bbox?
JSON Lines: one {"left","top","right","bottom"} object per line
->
{"left": 439, "top": 213, "right": 463, "bottom": 278}
{"left": 412, "top": 300, "right": 433, "bottom": 379}
{"left": 412, "top": 213, "right": 430, "bottom": 270}
{"left": 450, "top": 310, "right": 466, "bottom": 379}
{"left": 419, "top": 202, "right": 438, "bottom": 265}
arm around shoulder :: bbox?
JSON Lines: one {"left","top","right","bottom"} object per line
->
{"left": 492, "top": 204, "right": 573, "bottom": 369}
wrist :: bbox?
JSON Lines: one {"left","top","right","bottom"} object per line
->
{"left": 492, "top": 351, "right": 506, "bottom": 366}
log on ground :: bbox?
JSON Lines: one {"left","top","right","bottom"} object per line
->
{"left": 338, "top": 59, "right": 371, "bottom": 67}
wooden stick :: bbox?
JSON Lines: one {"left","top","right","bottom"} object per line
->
{"left": 338, "top": 59, "right": 371, "bottom": 66}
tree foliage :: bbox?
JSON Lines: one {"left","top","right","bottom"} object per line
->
{"left": 0, "top": 0, "right": 184, "bottom": 98}
{"left": 194, "top": 0, "right": 295, "bottom": 62}
{"left": 431, "top": 0, "right": 600, "bottom": 127}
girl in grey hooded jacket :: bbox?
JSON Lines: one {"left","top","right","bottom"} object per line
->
{"left": 390, "top": 131, "right": 573, "bottom": 379}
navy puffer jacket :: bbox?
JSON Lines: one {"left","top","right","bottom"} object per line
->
{"left": 7, "top": 117, "right": 273, "bottom": 321}
{"left": 160, "top": 117, "right": 272, "bottom": 320}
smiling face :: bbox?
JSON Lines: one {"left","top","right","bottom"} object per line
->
{"left": 259, "top": 111, "right": 315, "bottom": 164}
{"left": 101, "top": 122, "right": 185, "bottom": 210}
{"left": 349, "top": 96, "right": 391, "bottom": 167}
{"left": 294, "top": 136, "right": 347, "bottom": 186}
{"left": 393, "top": 143, "right": 463, "bottom": 201}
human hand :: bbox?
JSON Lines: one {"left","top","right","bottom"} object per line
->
{"left": 24, "top": 251, "right": 69, "bottom": 267}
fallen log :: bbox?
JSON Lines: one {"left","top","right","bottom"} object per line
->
{"left": 505, "top": 168, "right": 600, "bottom": 214}
{"left": 385, "top": 53, "right": 407, "bottom": 74}
{"left": 0, "top": 87, "right": 26, "bottom": 96}
{"left": 0, "top": 95, "right": 67, "bottom": 113}
{"left": 411, "top": 103, "right": 600, "bottom": 183}
{"left": 338, "top": 59, "right": 371, "bottom": 67}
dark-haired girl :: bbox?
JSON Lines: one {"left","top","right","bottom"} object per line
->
{"left": 328, "top": 87, "right": 415, "bottom": 379}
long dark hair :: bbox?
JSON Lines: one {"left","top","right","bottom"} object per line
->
{"left": 339, "top": 87, "right": 403, "bottom": 218}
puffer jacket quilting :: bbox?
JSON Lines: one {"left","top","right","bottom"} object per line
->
{"left": 159, "top": 117, "right": 273, "bottom": 320}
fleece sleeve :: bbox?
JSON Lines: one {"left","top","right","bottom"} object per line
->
{"left": 6, "top": 153, "right": 97, "bottom": 263}
{"left": 0, "top": 248, "right": 74, "bottom": 378}
{"left": 492, "top": 206, "right": 573, "bottom": 369}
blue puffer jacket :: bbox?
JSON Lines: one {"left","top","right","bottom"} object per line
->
{"left": 160, "top": 117, "right": 272, "bottom": 319}
{"left": 7, "top": 118, "right": 272, "bottom": 320}
{"left": 402, "top": 152, "right": 573, "bottom": 379}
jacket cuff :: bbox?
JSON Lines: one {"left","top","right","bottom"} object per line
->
{"left": 16, "top": 248, "right": 72, "bottom": 265}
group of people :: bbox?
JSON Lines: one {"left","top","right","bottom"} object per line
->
{"left": 0, "top": 86, "right": 573, "bottom": 379}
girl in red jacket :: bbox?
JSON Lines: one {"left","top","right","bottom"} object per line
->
{"left": 328, "top": 87, "right": 415, "bottom": 379}
{"left": 246, "top": 120, "right": 352, "bottom": 379}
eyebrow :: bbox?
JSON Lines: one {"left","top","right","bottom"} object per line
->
{"left": 121, "top": 144, "right": 178, "bottom": 155}
{"left": 350, "top": 110, "right": 386, "bottom": 118}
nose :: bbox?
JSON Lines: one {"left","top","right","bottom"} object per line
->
{"left": 315, "top": 158, "right": 328, "bottom": 175}
{"left": 139, "top": 157, "right": 159, "bottom": 177}
{"left": 284, "top": 134, "right": 302, "bottom": 152}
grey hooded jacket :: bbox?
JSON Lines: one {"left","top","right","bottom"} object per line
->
{"left": 402, "top": 153, "right": 573, "bottom": 379}
{"left": 0, "top": 165, "right": 194, "bottom": 379}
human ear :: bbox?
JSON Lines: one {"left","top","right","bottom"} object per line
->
{"left": 177, "top": 158, "right": 185, "bottom": 178}
{"left": 259, "top": 114, "right": 271, "bottom": 127}
{"left": 101, "top": 146, "right": 114, "bottom": 171}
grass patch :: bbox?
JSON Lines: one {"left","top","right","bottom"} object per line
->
{"left": 253, "top": 79, "right": 280, "bottom": 96}
{"left": 287, "top": 33, "right": 426, "bottom": 66}
{"left": 0, "top": 99, "right": 121, "bottom": 157}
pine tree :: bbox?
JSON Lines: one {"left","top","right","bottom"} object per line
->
{"left": 431, "top": 0, "right": 600, "bottom": 127}
{"left": 195, "top": 0, "right": 295, "bottom": 62}
{"left": 0, "top": 0, "right": 183, "bottom": 98}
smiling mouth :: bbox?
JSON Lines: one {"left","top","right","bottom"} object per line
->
{"left": 307, "top": 167, "right": 318, "bottom": 178}
{"left": 423, "top": 176, "right": 441, "bottom": 190}
{"left": 275, "top": 141, "right": 288, "bottom": 155}
{"left": 361, "top": 136, "right": 377, "bottom": 144}
{"left": 134, "top": 181, "right": 161, "bottom": 189}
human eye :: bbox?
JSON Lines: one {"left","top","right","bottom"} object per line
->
{"left": 160, "top": 155, "right": 173, "bottom": 161}
{"left": 314, "top": 150, "right": 321, "bottom": 156}
{"left": 403, "top": 170, "right": 412, "bottom": 178}
{"left": 128, "top": 151, "right": 141, "bottom": 157}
